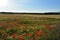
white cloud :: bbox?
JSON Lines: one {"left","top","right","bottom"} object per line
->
{"left": 0, "top": 0, "right": 9, "bottom": 7}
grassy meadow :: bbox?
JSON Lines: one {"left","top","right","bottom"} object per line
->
{"left": 0, "top": 14, "right": 60, "bottom": 40}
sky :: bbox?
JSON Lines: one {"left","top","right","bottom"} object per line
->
{"left": 0, "top": 0, "right": 60, "bottom": 13}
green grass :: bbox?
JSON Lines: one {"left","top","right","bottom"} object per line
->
{"left": 0, "top": 16, "right": 60, "bottom": 40}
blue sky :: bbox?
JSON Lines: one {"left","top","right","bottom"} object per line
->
{"left": 0, "top": 0, "right": 60, "bottom": 12}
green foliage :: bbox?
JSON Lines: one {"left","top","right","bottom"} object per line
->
{"left": 7, "top": 28, "right": 18, "bottom": 35}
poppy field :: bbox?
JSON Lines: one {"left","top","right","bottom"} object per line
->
{"left": 0, "top": 14, "right": 60, "bottom": 40}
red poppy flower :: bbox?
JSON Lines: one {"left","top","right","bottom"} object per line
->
{"left": 12, "top": 33, "right": 17, "bottom": 38}
{"left": 18, "top": 36, "right": 24, "bottom": 40}
{"left": 36, "top": 30, "right": 44, "bottom": 37}
{"left": 23, "top": 33, "right": 28, "bottom": 37}
{"left": 29, "top": 33, "right": 33, "bottom": 36}
{"left": 0, "top": 23, "right": 3, "bottom": 26}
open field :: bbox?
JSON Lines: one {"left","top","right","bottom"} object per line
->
{"left": 0, "top": 14, "right": 60, "bottom": 40}
{"left": 0, "top": 14, "right": 60, "bottom": 18}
